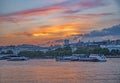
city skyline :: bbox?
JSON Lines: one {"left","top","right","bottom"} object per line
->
{"left": 0, "top": 0, "right": 120, "bottom": 46}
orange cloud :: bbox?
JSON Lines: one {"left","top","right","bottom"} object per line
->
{"left": 0, "top": 21, "right": 97, "bottom": 46}
{"left": 2, "top": 21, "right": 96, "bottom": 38}
{"left": 31, "top": 22, "right": 81, "bottom": 38}
{"left": 30, "top": 21, "right": 96, "bottom": 40}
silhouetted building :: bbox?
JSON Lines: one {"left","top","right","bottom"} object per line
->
{"left": 64, "top": 39, "right": 69, "bottom": 46}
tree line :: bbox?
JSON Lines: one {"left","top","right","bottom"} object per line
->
{"left": 0, "top": 46, "right": 120, "bottom": 58}
{"left": 18, "top": 46, "right": 72, "bottom": 58}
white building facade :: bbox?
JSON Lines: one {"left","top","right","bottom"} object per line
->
{"left": 100, "top": 45, "right": 120, "bottom": 51}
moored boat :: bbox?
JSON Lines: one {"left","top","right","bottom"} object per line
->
{"left": 56, "top": 54, "right": 107, "bottom": 62}
{"left": 7, "top": 56, "right": 29, "bottom": 61}
{"left": 89, "top": 54, "right": 107, "bottom": 62}
{"left": 56, "top": 56, "right": 71, "bottom": 62}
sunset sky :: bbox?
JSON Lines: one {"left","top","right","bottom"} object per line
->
{"left": 0, "top": 0, "right": 120, "bottom": 46}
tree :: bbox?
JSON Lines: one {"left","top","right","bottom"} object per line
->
{"left": 0, "top": 50, "right": 13, "bottom": 54}
{"left": 73, "top": 48, "right": 89, "bottom": 54}
{"left": 110, "top": 49, "right": 119, "bottom": 55}
{"left": 18, "top": 51, "right": 45, "bottom": 58}
{"left": 0, "top": 51, "right": 6, "bottom": 54}
{"left": 63, "top": 46, "right": 72, "bottom": 56}
{"left": 101, "top": 48, "right": 109, "bottom": 55}
{"left": 6, "top": 50, "right": 13, "bottom": 54}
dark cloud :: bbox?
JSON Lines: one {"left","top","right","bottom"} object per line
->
{"left": 115, "top": 0, "right": 120, "bottom": 6}
{"left": 55, "top": 39, "right": 64, "bottom": 43}
{"left": 83, "top": 24, "right": 120, "bottom": 38}
{"left": 71, "top": 24, "right": 120, "bottom": 42}
{"left": 61, "top": 13, "right": 114, "bottom": 20}
{"left": 64, "top": 10, "right": 80, "bottom": 14}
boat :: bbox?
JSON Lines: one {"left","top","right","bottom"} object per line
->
{"left": 89, "top": 54, "right": 107, "bottom": 62}
{"left": 56, "top": 54, "right": 107, "bottom": 62}
{"left": 56, "top": 56, "right": 71, "bottom": 62}
{"left": 0, "top": 54, "right": 18, "bottom": 60}
{"left": 7, "top": 56, "right": 29, "bottom": 61}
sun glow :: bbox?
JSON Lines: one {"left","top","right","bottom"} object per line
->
{"left": 33, "top": 33, "right": 50, "bottom": 37}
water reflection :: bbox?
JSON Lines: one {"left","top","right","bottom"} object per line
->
{"left": 0, "top": 59, "right": 120, "bottom": 83}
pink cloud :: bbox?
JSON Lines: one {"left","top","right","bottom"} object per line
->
{"left": 13, "top": 6, "right": 63, "bottom": 16}
{"left": 80, "top": 0, "right": 105, "bottom": 7}
{"left": 0, "top": 0, "right": 107, "bottom": 23}
{"left": 61, "top": 13, "right": 113, "bottom": 20}
{"left": 0, "top": 5, "right": 64, "bottom": 23}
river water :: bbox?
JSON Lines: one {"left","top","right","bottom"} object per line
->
{"left": 0, "top": 58, "right": 120, "bottom": 83}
